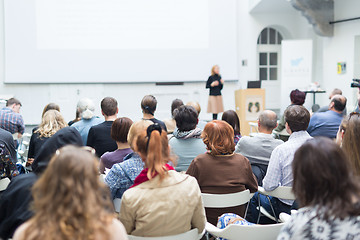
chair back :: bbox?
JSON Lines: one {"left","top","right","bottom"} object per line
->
{"left": 206, "top": 222, "right": 284, "bottom": 240}
{"left": 128, "top": 228, "right": 199, "bottom": 240}
{"left": 0, "top": 177, "right": 10, "bottom": 191}
{"left": 114, "top": 198, "right": 121, "bottom": 213}
{"left": 202, "top": 190, "right": 251, "bottom": 208}
{"left": 262, "top": 186, "right": 295, "bottom": 200}
{"left": 99, "top": 174, "right": 106, "bottom": 182}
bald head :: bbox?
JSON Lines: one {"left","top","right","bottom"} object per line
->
{"left": 329, "top": 88, "right": 342, "bottom": 99}
{"left": 258, "top": 110, "right": 278, "bottom": 133}
{"left": 330, "top": 94, "right": 347, "bottom": 113}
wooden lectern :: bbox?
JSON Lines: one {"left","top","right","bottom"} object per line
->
{"left": 235, "top": 89, "right": 266, "bottom": 136}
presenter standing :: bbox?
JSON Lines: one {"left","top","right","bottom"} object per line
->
{"left": 206, "top": 65, "right": 224, "bottom": 120}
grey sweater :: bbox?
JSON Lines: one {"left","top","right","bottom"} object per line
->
{"left": 235, "top": 133, "right": 283, "bottom": 166}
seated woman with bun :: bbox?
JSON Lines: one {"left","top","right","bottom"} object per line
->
{"left": 186, "top": 120, "right": 258, "bottom": 225}
{"left": 119, "top": 124, "right": 206, "bottom": 237}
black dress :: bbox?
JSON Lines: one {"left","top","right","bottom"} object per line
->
{"left": 206, "top": 74, "right": 223, "bottom": 96}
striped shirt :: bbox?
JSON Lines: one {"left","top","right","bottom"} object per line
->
{"left": 0, "top": 107, "right": 25, "bottom": 134}
{"left": 263, "top": 131, "right": 312, "bottom": 205}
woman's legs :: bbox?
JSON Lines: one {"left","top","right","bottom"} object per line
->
{"left": 212, "top": 114, "right": 218, "bottom": 120}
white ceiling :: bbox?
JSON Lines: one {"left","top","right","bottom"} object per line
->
{"left": 249, "top": 0, "right": 295, "bottom": 13}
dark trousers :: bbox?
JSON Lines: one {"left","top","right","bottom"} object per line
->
{"left": 247, "top": 192, "right": 292, "bottom": 224}
{"left": 251, "top": 164, "right": 267, "bottom": 186}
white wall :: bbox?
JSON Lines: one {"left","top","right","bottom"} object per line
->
{"left": 0, "top": 0, "right": 238, "bottom": 125}
{"left": 237, "top": 1, "right": 320, "bottom": 111}
{"left": 319, "top": 0, "right": 360, "bottom": 111}
{"left": 1, "top": 0, "right": 358, "bottom": 126}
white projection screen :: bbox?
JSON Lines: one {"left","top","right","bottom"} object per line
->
{"left": 4, "top": 0, "right": 238, "bottom": 83}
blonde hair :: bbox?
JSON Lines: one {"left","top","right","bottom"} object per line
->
{"left": 24, "top": 146, "right": 114, "bottom": 240}
{"left": 127, "top": 120, "right": 153, "bottom": 149}
{"left": 35, "top": 110, "right": 67, "bottom": 138}
{"left": 186, "top": 101, "right": 201, "bottom": 114}
{"left": 211, "top": 65, "right": 219, "bottom": 76}
{"left": 341, "top": 114, "right": 360, "bottom": 175}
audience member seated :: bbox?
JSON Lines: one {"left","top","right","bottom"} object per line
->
{"left": 105, "top": 120, "right": 152, "bottom": 199}
{"left": 318, "top": 88, "right": 347, "bottom": 115}
{"left": 235, "top": 110, "right": 283, "bottom": 186}
{"left": 0, "top": 127, "right": 83, "bottom": 239}
{"left": 336, "top": 113, "right": 360, "bottom": 175}
{"left": 278, "top": 138, "right": 360, "bottom": 239}
{"left": 187, "top": 101, "right": 207, "bottom": 130}
{"left": 169, "top": 105, "right": 206, "bottom": 172}
{"left": 222, "top": 110, "right": 242, "bottom": 144}
{"left": 72, "top": 98, "right": 103, "bottom": 145}
{"left": 99, "top": 117, "right": 133, "bottom": 174}
{"left": 186, "top": 120, "right": 258, "bottom": 225}
{"left": 120, "top": 124, "right": 206, "bottom": 237}
{"left": 0, "top": 128, "right": 17, "bottom": 166}
{"left": 249, "top": 105, "right": 311, "bottom": 223}
{"left": 141, "top": 95, "right": 167, "bottom": 131}
{"left": 273, "top": 89, "right": 306, "bottom": 141}
{"left": 163, "top": 98, "right": 183, "bottom": 134}
{"left": 36, "top": 103, "right": 60, "bottom": 129}
{"left": 307, "top": 95, "right": 346, "bottom": 139}
{"left": 27, "top": 110, "right": 67, "bottom": 166}
{"left": 0, "top": 128, "right": 19, "bottom": 182}
{"left": 13, "top": 146, "right": 128, "bottom": 240}
{"left": 0, "top": 98, "right": 25, "bottom": 139}
{"left": 87, "top": 97, "right": 118, "bottom": 157}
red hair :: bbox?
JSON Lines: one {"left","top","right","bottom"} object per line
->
{"left": 135, "top": 128, "right": 174, "bottom": 180}
{"left": 202, "top": 120, "right": 235, "bottom": 155}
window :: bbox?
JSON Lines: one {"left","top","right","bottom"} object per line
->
{"left": 257, "top": 28, "right": 283, "bottom": 81}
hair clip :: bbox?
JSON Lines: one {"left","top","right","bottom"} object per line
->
{"left": 146, "top": 123, "right": 162, "bottom": 150}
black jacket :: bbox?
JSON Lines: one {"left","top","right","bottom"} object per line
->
{"left": 206, "top": 74, "right": 223, "bottom": 96}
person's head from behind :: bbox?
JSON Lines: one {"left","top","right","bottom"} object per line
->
{"left": 258, "top": 110, "right": 278, "bottom": 133}
{"left": 135, "top": 124, "right": 173, "bottom": 181}
{"left": 28, "top": 146, "right": 114, "bottom": 239}
{"left": 111, "top": 117, "right": 133, "bottom": 144}
{"left": 77, "top": 98, "right": 96, "bottom": 119}
{"left": 202, "top": 120, "right": 235, "bottom": 155}
{"left": 211, "top": 65, "right": 220, "bottom": 75}
{"left": 173, "top": 105, "right": 198, "bottom": 132}
{"left": 42, "top": 103, "right": 60, "bottom": 117}
{"left": 127, "top": 120, "right": 153, "bottom": 150}
{"left": 290, "top": 89, "right": 306, "bottom": 106}
{"left": 292, "top": 138, "right": 360, "bottom": 219}
{"left": 35, "top": 110, "right": 68, "bottom": 138}
{"left": 141, "top": 95, "right": 157, "bottom": 116}
{"left": 171, "top": 99, "right": 184, "bottom": 118}
{"left": 101, "top": 97, "right": 118, "bottom": 117}
{"left": 329, "top": 94, "right": 347, "bottom": 112}
{"left": 221, "top": 110, "right": 241, "bottom": 135}
{"left": 6, "top": 98, "right": 22, "bottom": 113}
{"left": 329, "top": 88, "right": 342, "bottom": 99}
{"left": 186, "top": 101, "right": 201, "bottom": 115}
{"left": 337, "top": 113, "right": 360, "bottom": 175}
{"left": 284, "top": 105, "right": 310, "bottom": 134}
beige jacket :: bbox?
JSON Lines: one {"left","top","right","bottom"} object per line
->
{"left": 119, "top": 170, "right": 206, "bottom": 237}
